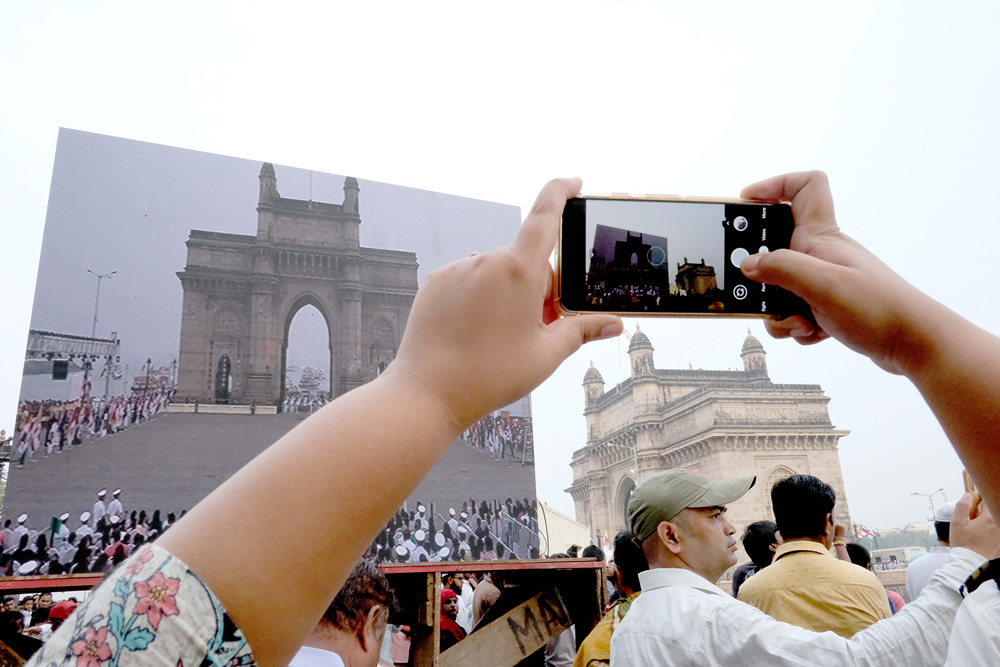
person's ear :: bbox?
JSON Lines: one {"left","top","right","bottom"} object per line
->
{"left": 658, "top": 521, "right": 683, "bottom": 555}
{"left": 358, "top": 604, "right": 383, "bottom": 653}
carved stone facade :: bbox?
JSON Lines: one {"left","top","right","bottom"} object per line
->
{"left": 176, "top": 164, "right": 418, "bottom": 405}
{"left": 567, "top": 327, "right": 853, "bottom": 566}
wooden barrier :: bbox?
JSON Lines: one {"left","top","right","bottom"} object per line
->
{"left": 380, "top": 558, "right": 607, "bottom": 667}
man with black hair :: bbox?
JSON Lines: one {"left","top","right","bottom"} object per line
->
{"left": 907, "top": 501, "right": 955, "bottom": 600}
{"left": 738, "top": 475, "right": 890, "bottom": 636}
{"left": 731, "top": 520, "right": 777, "bottom": 599}
{"left": 289, "top": 560, "right": 395, "bottom": 667}
{"left": 574, "top": 530, "right": 648, "bottom": 667}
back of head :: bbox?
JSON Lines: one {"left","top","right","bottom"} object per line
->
{"left": 323, "top": 560, "right": 394, "bottom": 637}
{"left": 741, "top": 520, "right": 778, "bottom": 569}
{"left": 770, "top": 475, "right": 836, "bottom": 540}
{"left": 613, "top": 530, "right": 648, "bottom": 592}
{"left": 581, "top": 544, "right": 605, "bottom": 561}
{"left": 845, "top": 543, "right": 871, "bottom": 569}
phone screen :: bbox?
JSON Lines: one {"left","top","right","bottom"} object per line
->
{"left": 559, "top": 197, "right": 805, "bottom": 316}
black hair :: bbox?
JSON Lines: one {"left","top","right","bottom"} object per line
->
{"left": 582, "top": 544, "right": 605, "bottom": 561}
{"left": 612, "top": 529, "right": 649, "bottom": 592}
{"left": 770, "top": 475, "right": 836, "bottom": 540}
{"left": 934, "top": 521, "right": 950, "bottom": 543}
{"left": 741, "top": 520, "right": 778, "bottom": 569}
{"left": 845, "top": 542, "right": 871, "bottom": 569}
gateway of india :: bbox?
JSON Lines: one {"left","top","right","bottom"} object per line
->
{"left": 567, "top": 327, "right": 853, "bottom": 560}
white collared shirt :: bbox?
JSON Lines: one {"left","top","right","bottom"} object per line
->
{"left": 288, "top": 646, "right": 346, "bottom": 667}
{"left": 906, "top": 545, "right": 952, "bottom": 600}
{"left": 612, "top": 547, "right": 984, "bottom": 666}
{"left": 946, "top": 580, "right": 1000, "bottom": 664}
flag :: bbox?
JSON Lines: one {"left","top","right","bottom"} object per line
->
{"left": 622, "top": 328, "right": 632, "bottom": 341}
{"left": 854, "top": 523, "right": 874, "bottom": 539}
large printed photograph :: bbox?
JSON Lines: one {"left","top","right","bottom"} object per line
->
{"left": 3, "top": 130, "right": 540, "bottom": 578}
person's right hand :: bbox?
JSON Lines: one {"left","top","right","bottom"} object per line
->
{"left": 388, "top": 178, "right": 623, "bottom": 431}
{"left": 950, "top": 492, "right": 1000, "bottom": 560}
{"left": 739, "top": 171, "right": 952, "bottom": 376}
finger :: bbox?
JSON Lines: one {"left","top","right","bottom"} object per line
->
{"left": 763, "top": 315, "right": 830, "bottom": 345}
{"left": 740, "top": 171, "right": 836, "bottom": 231}
{"left": 544, "top": 313, "right": 622, "bottom": 362}
{"left": 742, "top": 249, "right": 844, "bottom": 308}
{"left": 513, "top": 178, "right": 583, "bottom": 266}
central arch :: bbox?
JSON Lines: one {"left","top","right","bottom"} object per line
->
{"left": 281, "top": 293, "right": 334, "bottom": 409}
{"left": 616, "top": 475, "right": 638, "bottom": 529}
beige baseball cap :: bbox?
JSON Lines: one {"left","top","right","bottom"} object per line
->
{"left": 629, "top": 469, "right": 756, "bottom": 543}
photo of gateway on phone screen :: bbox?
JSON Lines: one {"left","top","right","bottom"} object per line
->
{"left": 560, "top": 196, "right": 805, "bottom": 317}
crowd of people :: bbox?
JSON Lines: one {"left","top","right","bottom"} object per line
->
{"left": 461, "top": 412, "right": 534, "bottom": 464}
{"left": 16, "top": 174, "right": 1000, "bottom": 666}
{"left": 0, "top": 488, "right": 185, "bottom": 579}
{"left": 12, "top": 387, "right": 172, "bottom": 466}
{"left": 280, "top": 393, "right": 329, "bottom": 414}
{"left": 364, "top": 497, "right": 539, "bottom": 564}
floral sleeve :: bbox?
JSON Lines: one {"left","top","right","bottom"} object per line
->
{"left": 27, "top": 543, "right": 256, "bottom": 666}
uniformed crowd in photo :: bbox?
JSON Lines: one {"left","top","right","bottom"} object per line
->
{"left": 0, "top": 488, "right": 184, "bottom": 578}
{"left": 12, "top": 387, "right": 172, "bottom": 466}
{"left": 366, "top": 497, "right": 539, "bottom": 564}
{"left": 461, "top": 413, "right": 533, "bottom": 465}
{"left": 584, "top": 278, "right": 666, "bottom": 309}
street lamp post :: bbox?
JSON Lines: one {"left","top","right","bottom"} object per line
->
{"left": 87, "top": 269, "right": 117, "bottom": 339}
{"left": 911, "top": 488, "right": 947, "bottom": 521}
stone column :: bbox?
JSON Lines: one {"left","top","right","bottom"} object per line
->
{"left": 244, "top": 279, "right": 277, "bottom": 403}
{"left": 176, "top": 279, "right": 209, "bottom": 401}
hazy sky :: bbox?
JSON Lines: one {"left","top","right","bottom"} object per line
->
{"left": 3, "top": 2, "right": 1000, "bottom": 530}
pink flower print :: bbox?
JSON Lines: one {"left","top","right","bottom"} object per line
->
{"left": 71, "top": 626, "right": 112, "bottom": 667}
{"left": 133, "top": 570, "right": 180, "bottom": 630}
{"left": 126, "top": 547, "right": 155, "bottom": 575}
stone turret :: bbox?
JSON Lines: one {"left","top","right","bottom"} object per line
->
{"left": 583, "top": 360, "right": 605, "bottom": 406}
{"left": 627, "top": 324, "right": 655, "bottom": 377}
{"left": 741, "top": 328, "right": 768, "bottom": 376}
{"left": 259, "top": 163, "right": 279, "bottom": 204}
{"left": 343, "top": 177, "right": 360, "bottom": 216}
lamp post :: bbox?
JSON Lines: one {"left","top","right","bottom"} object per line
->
{"left": 911, "top": 488, "right": 947, "bottom": 521}
{"left": 87, "top": 269, "right": 117, "bottom": 339}
{"left": 144, "top": 358, "right": 152, "bottom": 397}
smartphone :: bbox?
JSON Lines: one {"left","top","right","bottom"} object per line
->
{"left": 556, "top": 194, "right": 807, "bottom": 317}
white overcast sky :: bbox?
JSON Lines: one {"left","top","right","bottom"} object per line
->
{"left": 3, "top": 1, "right": 999, "bottom": 530}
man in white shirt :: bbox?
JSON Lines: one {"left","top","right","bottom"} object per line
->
{"left": 92, "top": 490, "right": 107, "bottom": 527}
{"left": 107, "top": 489, "right": 124, "bottom": 520}
{"left": 907, "top": 501, "right": 955, "bottom": 600}
{"left": 289, "top": 560, "right": 394, "bottom": 667}
{"left": 611, "top": 469, "right": 999, "bottom": 666}
{"left": 76, "top": 512, "right": 94, "bottom": 541}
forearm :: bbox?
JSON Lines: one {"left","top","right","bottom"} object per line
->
{"left": 157, "top": 370, "right": 461, "bottom": 666}
{"left": 902, "top": 304, "right": 1000, "bottom": 514}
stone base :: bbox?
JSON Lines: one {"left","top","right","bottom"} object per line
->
{"left": 167, "top": 403, "right": 278, "bottom": 415}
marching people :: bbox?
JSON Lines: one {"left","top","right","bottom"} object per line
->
{"left": 737, "top": 474, "right": 892, "bottom": 636}
{"left": 21, "top": 174, "right": 1000, "bottom": 666}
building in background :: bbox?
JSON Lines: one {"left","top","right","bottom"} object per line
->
{"left": 567, "top": 328, "right": 853, "bottom": 574}
{"left": 537, "top": 501, "right": 592, "bottom": 557}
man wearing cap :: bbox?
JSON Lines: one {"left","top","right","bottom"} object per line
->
{"left": 76, "top": 512, "right": 94, "bottom": 541}
{"left": 53, "top": 512, "right": 71, "bottom": 547}
{"left": 13, "top": 515, "right": 29, "bottom": 544}
{"left": 93, "top": 490, "right": 107, "bottom": 527}
{"left": 611, "top": 469, "right": 1000, "bottom": 665}
{"left": 907, "top": 501, "right": 955, "bottom": 600}
{"left": 107, "top": 488, "right": 124, "bottom": 520}
{"left": 737, "top": 475, "right": 891, "bottom": 636}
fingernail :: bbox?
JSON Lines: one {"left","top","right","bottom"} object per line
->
{"left": 740, "top": 255, "right": 760, "bottom": 274}
{"left": 599, "top": 322, "right": 622, "bottom": 340}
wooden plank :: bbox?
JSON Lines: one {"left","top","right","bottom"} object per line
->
{"left": 0, "top": 574, "right": 102, "bottom": 592}
{"left": 439, "top": 587, "right": 571, "bottom": 667}
{"left": 410, "top": 572, "right": 441, "bottom": 667}
{"left": 379, "top": 558, "right": 604, "bottom": 575}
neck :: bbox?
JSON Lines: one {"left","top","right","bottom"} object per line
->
{"left": 938, "top": 541, "right": 950, "bottom": 547}
{"left": 302, "top": 630, "right": 365, "bottom": 667}
{"left": 784, "top": 536, "right": 830, "bottom": 549}
{"left": 651, "top": 552, "right": 721, "bottom": 584}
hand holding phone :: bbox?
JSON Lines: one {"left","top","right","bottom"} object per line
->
{"left": 557, "top": 194, "right": 807, "bottom": 318}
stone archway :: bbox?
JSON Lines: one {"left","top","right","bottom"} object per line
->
{"left": 280, "top": 294, "right": 333, "bottom": 406}
{"left": 176, "top": 163, "right": 418, "bottom": 406}
{"left": 616, "top": 475, "right": 638, "bottom": 529}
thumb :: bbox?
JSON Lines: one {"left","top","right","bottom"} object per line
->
{"left": 741, "top": 249, "right": 844, "bottom": 305}
{"left": 545, "top": 314, "right": 622, "bottom": 360}
{"left": 954, "top": 492, "right": 974, "bottom": 525}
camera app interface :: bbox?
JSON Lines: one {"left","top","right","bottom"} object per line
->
{"left": 581, "top": 199, "right": 790, "bottom": 314}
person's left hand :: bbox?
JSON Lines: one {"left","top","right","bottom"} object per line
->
{"left": 388, "top": 178, "right": 623, "bottom": 430}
